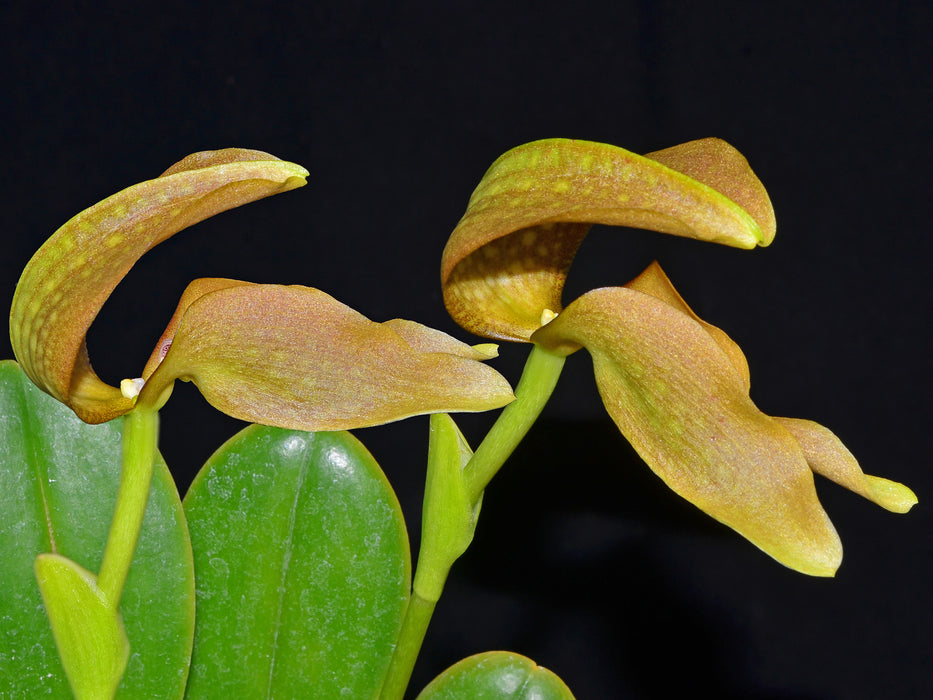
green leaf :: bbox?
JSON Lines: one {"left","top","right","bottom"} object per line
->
{"left": 416, "top": 651, "right": 576, "bottom": 699}
{"left": 34, "top": 554, "right": 129, "bottom": 699}
{"left": 414, "top": 413, "right": 480, "bottom": 602}
{"left": 182, "top": 425, "right": 411, "bottom": 698}
{"left": 0, "top": 360, "right": 195, "bottom": 698}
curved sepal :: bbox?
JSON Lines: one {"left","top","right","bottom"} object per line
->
{"left": 34, "top": 554, "right": 129, "bottom": 700}
{"left": 138, "top": 281, "right": 514, "bottom": 429}
{"left": 416, "top": 651, "right": 575, "bottom": 699}
{"left": 532, "top": 286, "right": 843, "bottom": 575}
{"left": 10, "top": 149, "right": 308, "bottom": 424}
{"left": 645, "top": 138, "right": 776, "bottom": 245}
{"left": 441, "top": 138, "right": 773, "bottom": 341}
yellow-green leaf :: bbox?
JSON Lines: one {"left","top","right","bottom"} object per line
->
{"left": 34, "top": 554, "right": 129, "bottom": 700}
{"left": 414, "top": 413, "right": 480, "bottom": 602}
{"left": 0, "top": 360, "right": 195, "bottom": 699}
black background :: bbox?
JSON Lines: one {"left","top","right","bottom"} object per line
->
{"left": 2, "top": 2, "right": 930, "bottom": 697}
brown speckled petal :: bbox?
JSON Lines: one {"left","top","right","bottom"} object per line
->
{"left": 10, "top": 149, "right": 308, "bottom": 423}
{"left": 442, "top": 138, "right": 773, "bottom": 342}
{"left": 645, "top": 138, "right": 776, "bottom": 245}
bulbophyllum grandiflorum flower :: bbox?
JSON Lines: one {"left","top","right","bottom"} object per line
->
{"left": 442, "top": 137, "right": 915, "bottom": 575}
{"left": 11, "top": 148, "right": 513, "bottom": 429}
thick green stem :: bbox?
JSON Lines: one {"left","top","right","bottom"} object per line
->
{"left": 97, "top": 407, "right": 159, "bottom": 606}
{"left": 379, "top": 592, "right": 437, "bottom": 700}
{"left": 463, "top": 343, "right": 565, "bottom": 503}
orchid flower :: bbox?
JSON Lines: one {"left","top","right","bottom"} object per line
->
{"left": 10, "top": 148, "right": 516, "bottom": 698}
{"left": 441, "top": 137, "right": 915, "bottom": 576}
{"left": 10, "top": 148, "right": 514, "bottom": 430}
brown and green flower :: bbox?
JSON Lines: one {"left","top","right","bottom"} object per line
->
{"left": 10, "top": 148, "right": 513, "bottom": 430}
{"left": 442, "top": 137, "right": 915, "bottom": 575}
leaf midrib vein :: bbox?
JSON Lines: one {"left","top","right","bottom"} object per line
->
{"left": 265, "top": 446, "right": 309, "bottom": 699}
{"left": 19, "top": 375, "right": 58, "bottom": 553}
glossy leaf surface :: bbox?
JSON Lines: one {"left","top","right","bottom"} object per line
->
{"left": 0, "top": 361, "right": 194, "bottom": 698}
{"left": 182, "top": 425, "right": 410, "bottom": 697}
{"left": 417, "top": 651, "right": 575, "bottom": 699}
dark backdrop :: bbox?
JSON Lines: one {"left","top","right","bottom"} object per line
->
{"left": 2, "top": 2, "right": 930, "bottom": 697}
